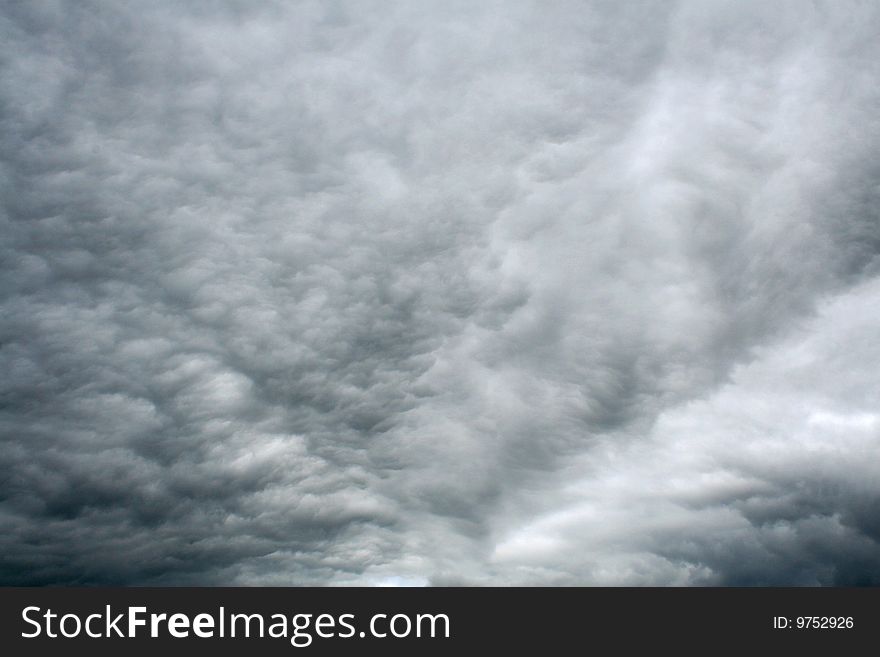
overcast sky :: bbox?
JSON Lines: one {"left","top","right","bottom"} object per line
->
{"left": 2, "top": 0, "right": 879, "bottom": 586}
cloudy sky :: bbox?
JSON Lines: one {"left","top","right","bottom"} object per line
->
{"left": 1, "top": 0, "right": 879, "bottom": 586}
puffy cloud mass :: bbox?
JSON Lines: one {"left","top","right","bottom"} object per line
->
{"left": 1, "top": 0, "right": 879, "bottom": 585}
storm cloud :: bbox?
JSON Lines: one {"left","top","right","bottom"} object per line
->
{"left": 1, "top": 0, "right": 879, "bottom": 585}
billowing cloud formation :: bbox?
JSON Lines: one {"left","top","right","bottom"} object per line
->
{"left": 1, "top": 0, "right": 878, "bottom": 585}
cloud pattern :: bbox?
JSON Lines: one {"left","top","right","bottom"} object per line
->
{"left": 1, "top": 0, "right": 879, "bottom": 585}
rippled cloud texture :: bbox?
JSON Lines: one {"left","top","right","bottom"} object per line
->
{"left": 2, "top": 0, "right": 879, "bottom": 585}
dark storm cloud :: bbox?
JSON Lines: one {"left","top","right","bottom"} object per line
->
{"left": 1, "top": 0, "right": 879, "bottom": 585}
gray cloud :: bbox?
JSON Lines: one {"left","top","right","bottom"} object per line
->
{"left": 1, "top": 0, "right": 879, "bottom": 585}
